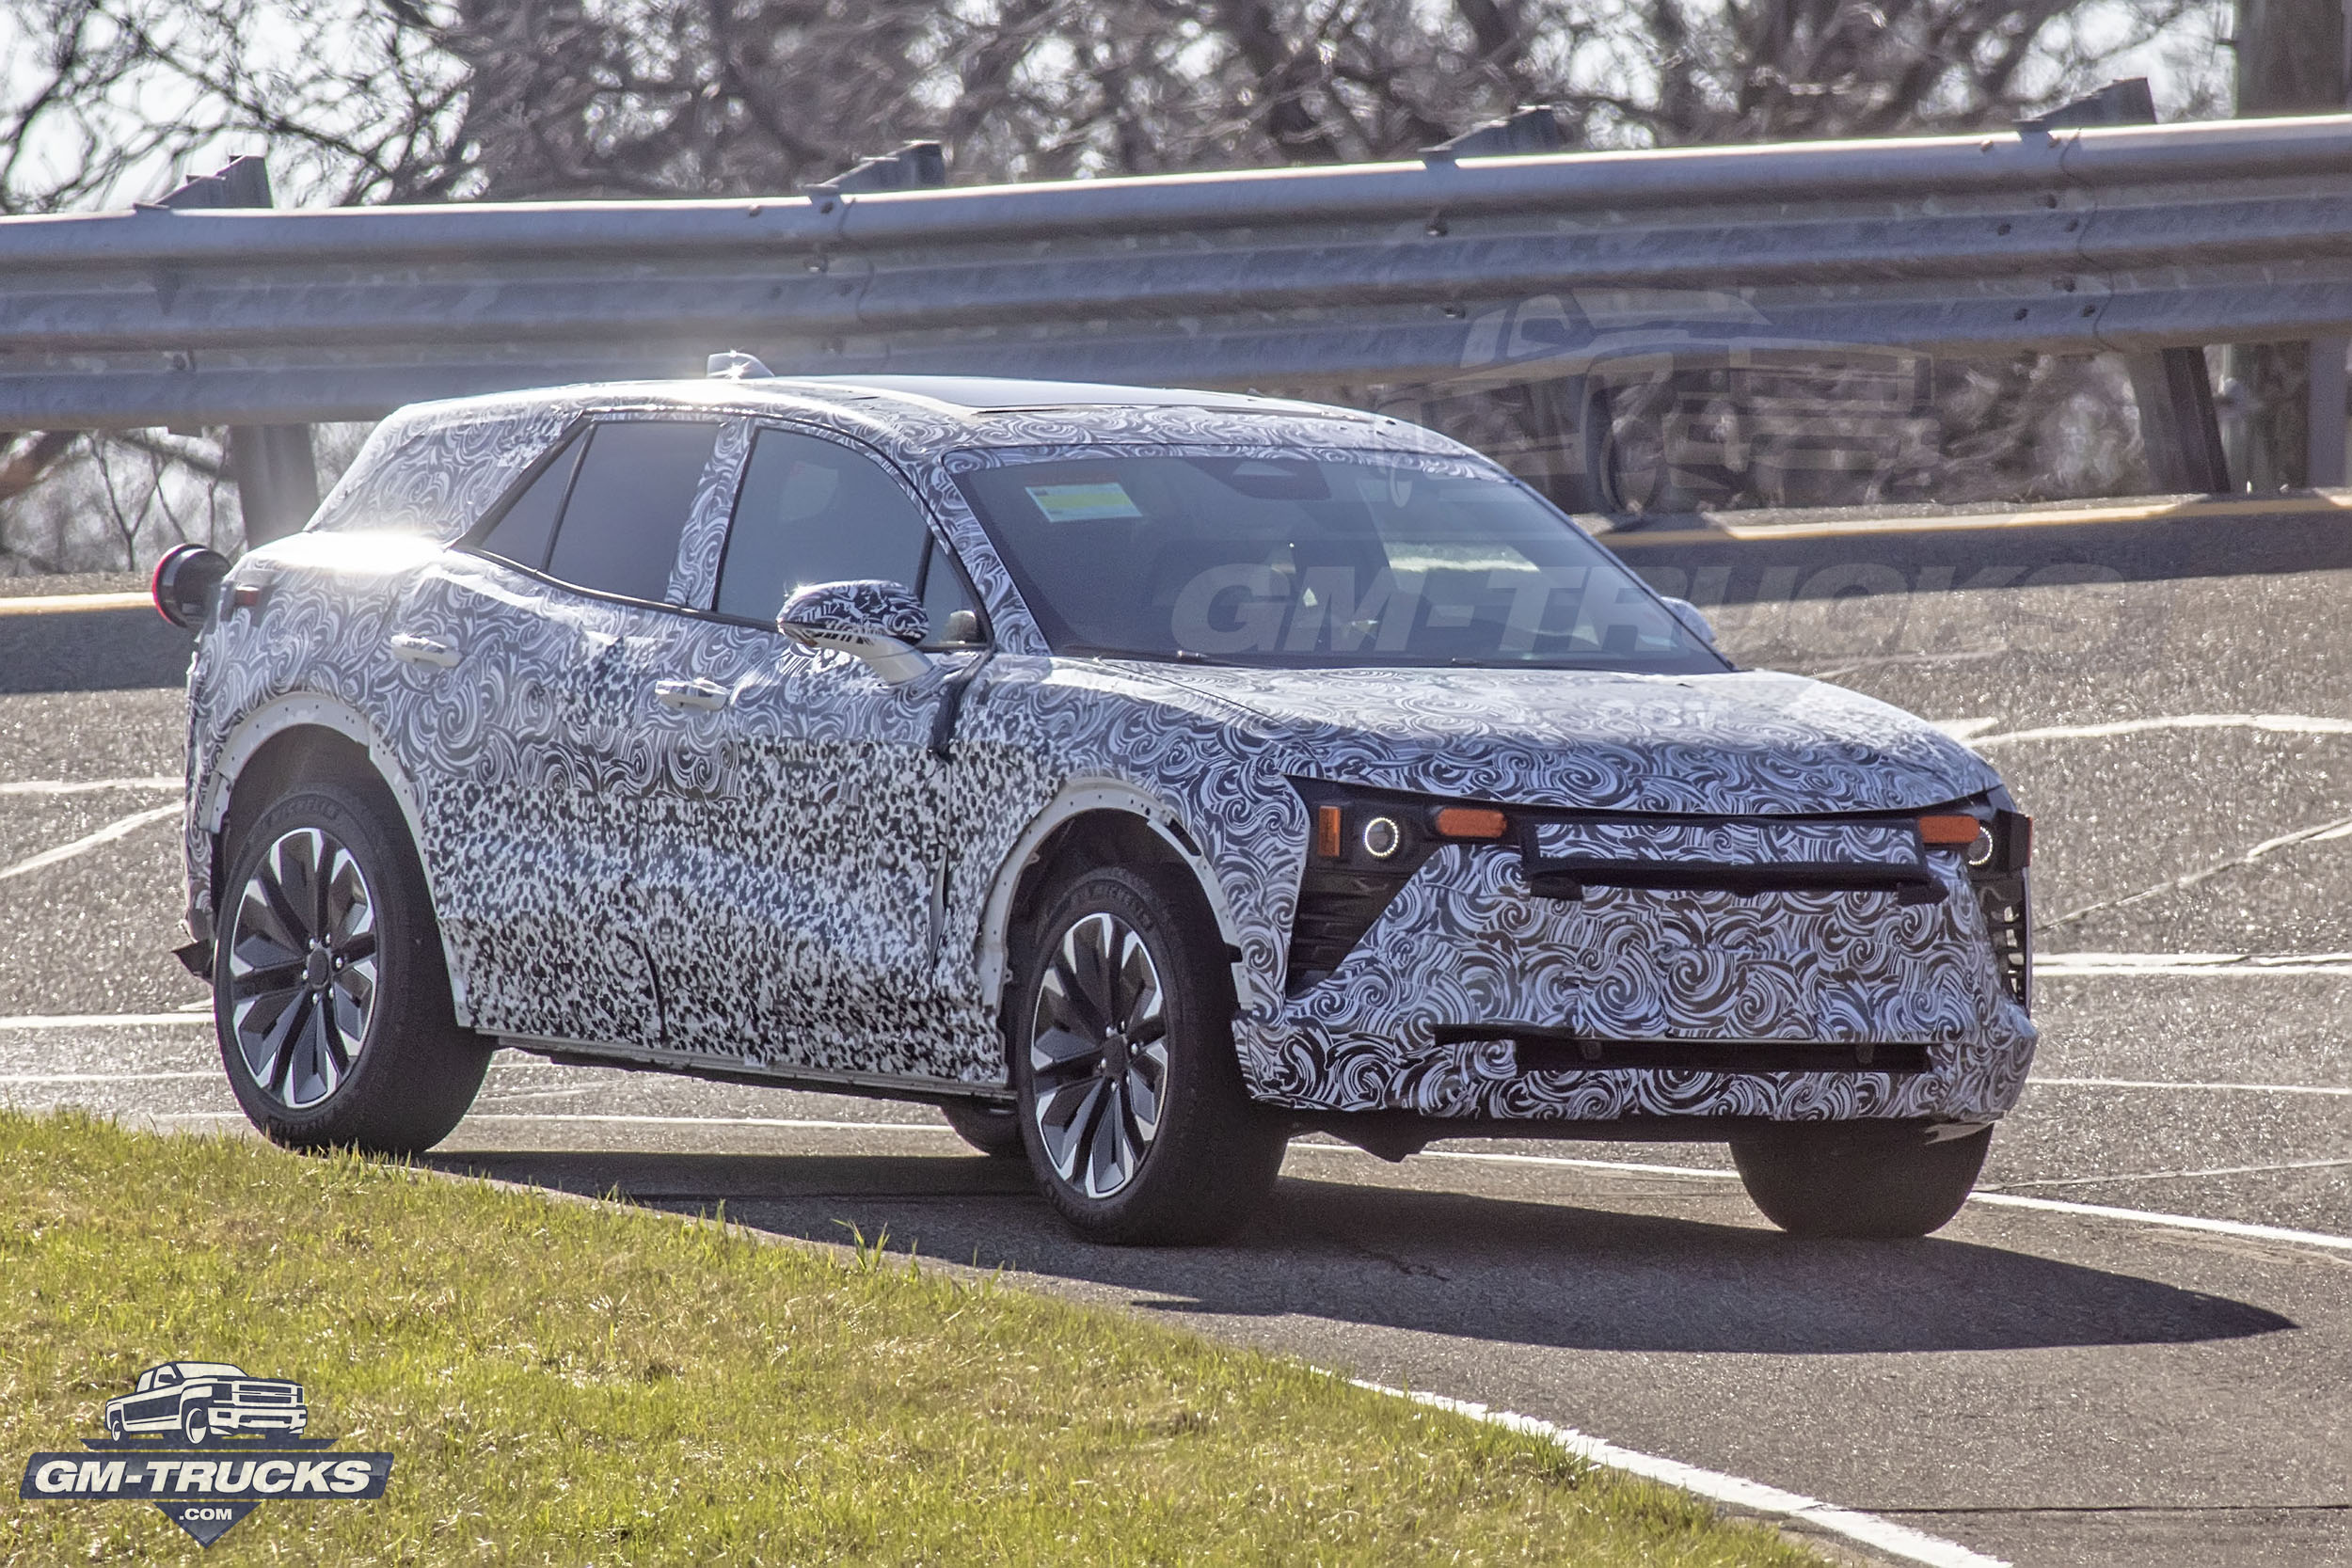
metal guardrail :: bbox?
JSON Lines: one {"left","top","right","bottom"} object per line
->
{"left": 5, "top": 112, "right": 2352, "bottom": 433}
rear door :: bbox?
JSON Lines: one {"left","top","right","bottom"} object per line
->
{"left": 389, "top": 414, "right": 731, "bottom": 1048}
{"left": 635, "top": 423, "right": 996, "bottom": 1081}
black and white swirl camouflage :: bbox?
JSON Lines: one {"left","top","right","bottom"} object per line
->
{"left": 183, "top": 378, "right": 2034, "bottom": 1128}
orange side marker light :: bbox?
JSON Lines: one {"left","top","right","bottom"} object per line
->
{"left": 1314, "top": 805, "right": 1343, "bottom": 859}
{"left": 1917, "top": 814, "right": 1982, "bottom": 847}
{"left": 1433, "top": 807, "right": 1508, "bottom": 840}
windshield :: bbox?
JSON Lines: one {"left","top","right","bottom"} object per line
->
{"left": 953, "top": 450, "right": 1724, "bottom": 671}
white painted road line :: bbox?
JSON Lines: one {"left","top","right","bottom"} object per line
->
{"left": 1300, "top": 1147, "right": 2352, "bottom": 1254}
{"left": 2031, "top": 1076, "right": 2352, "bottom": 1098}
{"left": 1987, "top": 1156, "right": 2352, "bottom": 1189}
{"left": 2036, "top": 951, "right": 2352, "bottom": 977}
{"left": 1971, "top": 713, "right": 2352, "bottom": 747}
{"left": 0, "top": 1071, "right": 216, "bottom": 1084}
{"left": 1966, "top": 1193, "right": 2352, "bottom": 1252}
{"left": 456, "top": 1113, "right": 953, "bottom": 1132}
{"left": 0, "top": 776, "right": 180, "bottom": 797}
{"left": 1354, "top": 1381, "right": 2008, "bottom": 1568}
{"left": 2044, "top": 810, "right": 2352, "bottom": 930}
{"left": 0, "top": 802, "right": 180, "bottom": 880}
{"left": 0, "top": 1013, "right": 210, "bottom": 1029}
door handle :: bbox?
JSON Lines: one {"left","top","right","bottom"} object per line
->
{"left": 389, "top": 633, "right": 459, "bottom": 669}
{"left": 653, "top": 676, "right": 731, "bottom": 712}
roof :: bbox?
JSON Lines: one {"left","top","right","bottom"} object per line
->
{"left": 773, "top": 373, "right": 1347, "bottom": 419}
{"left": 374, "top": 372, "right": 1467, "bottom": 482}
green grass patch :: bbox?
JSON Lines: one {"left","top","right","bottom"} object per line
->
{"left": 0, "top": 1111, "right": 1822, "bottom": 1565}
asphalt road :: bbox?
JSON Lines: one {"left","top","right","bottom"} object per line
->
{"left": 4, "top": 502, "right": 2349, "bottom": 1568}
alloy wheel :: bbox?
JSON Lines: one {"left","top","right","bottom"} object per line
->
{"left": 1028, "top": 910, "right": 1169, "bottom": 1199}
{"left": 227, "top": 827, "right": 379, "bottom": 1111}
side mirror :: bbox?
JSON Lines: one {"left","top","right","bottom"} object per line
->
{"left": 777, "top": 579, "right": 931, "bottom": 685}
{"left": 1661, "top": 595, "right": 1718, "bottom": 648}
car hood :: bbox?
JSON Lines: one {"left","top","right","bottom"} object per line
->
{"left": 1128, "top": 663, "right": 2001, "bottom": 816}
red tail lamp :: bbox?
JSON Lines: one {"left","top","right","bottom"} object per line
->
{"left": 1917, "top": 814, "right": 1984, "bottom": 847}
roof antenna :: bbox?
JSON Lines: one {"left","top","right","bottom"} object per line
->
{"left": 707, "top": 350, "right": 771, "bottom": 379}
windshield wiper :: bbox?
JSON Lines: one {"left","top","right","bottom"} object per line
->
{"left": 1052, "top": 643, "right": 1234, "bottom": 666}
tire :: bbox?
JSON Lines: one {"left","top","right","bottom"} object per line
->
{"left": 940, "top": 1101, "right": 1026, "bottom": 1159}
{"left": 1010, "top": 864, "right": 1286, "bottom": 1244}
{"left": 1730, "top": 1121, "right": 1992, "bottom": 1239}
{"left": 214, "top": 768, "right": 490, "bottom": 1155}
{"left": 182, "top": 1404, "right": 209, "bottom": 1445}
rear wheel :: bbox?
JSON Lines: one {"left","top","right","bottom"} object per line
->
{"left": 215, "top": 770, "right": 489, "bottom": 1154}
{"left": 1012, "top": 865, "right": 1286, "bottom": 1244}
{"left": 1730, "top": 1121, "right": 1991, "bottom": 1238}
{"left": 940, "top": 1101, "right": 1025, "bottom": 1159}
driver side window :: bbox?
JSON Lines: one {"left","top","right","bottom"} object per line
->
{"left": 714, "top": 428, "right": 982, "bottom": 646}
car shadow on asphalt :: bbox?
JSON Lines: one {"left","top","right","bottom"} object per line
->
{"left": 423, "top": 1148, "right": 2294, "bottom": 1356}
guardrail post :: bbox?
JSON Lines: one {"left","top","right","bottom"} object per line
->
{"left": 158, "top": 157, "right": 320, "bottom": 546}
{"left": 2129, "top": 351, "right": 2232, "bottom": 495}
{"left": 2309, "top": 338, "right": 2349, "bottom": 486}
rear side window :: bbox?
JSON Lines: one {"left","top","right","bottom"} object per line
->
{"left": 541, "top": 420, "right": 722, "bottom": 604}
{"left": 716, "top": 428, "right": 980, "bottom": 643}
{"left": 477, "top": 433, "right": 584, "bottom": 571}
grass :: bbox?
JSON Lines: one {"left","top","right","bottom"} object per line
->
{"left": 0, "top": 1111, "right": 1824, "bottom": 1566}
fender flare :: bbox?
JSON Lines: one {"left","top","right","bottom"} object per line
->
{"left": 975, "top": 778, "right": 1261, "bottom": 1020}
{"left": 197, "top": 692, "right": 473, "bottom": 1022}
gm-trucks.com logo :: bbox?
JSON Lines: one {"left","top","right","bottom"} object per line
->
{"left": 18, "top": 1361, "right": 391, "bottom": 1546}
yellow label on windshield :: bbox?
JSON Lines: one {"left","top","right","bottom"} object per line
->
{"left": 1025, "top": 483, "right": 1144, "bottom": 522}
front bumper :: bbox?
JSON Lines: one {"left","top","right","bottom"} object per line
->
{"left": 1240, "top": 842, "right": 2036, "bottom": 1121}
{"left": 208, "top": 1408, "right": 307, "bottom": 1434}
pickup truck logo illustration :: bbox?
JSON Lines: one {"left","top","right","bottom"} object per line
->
{"left": 103, "top": 1362, "right": 307, "bottom": 1445}
{"left": 23, "top": 1362, "right": 385, "bottom": 1547}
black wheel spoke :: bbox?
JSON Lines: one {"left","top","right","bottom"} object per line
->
{"left": 232, "top": 961, "right": 304, "bottom": 999}
{"left": 259, "top": 864, "right": 312, "bottom": 950}
{"left": 1030, "top": 1024, "right": 1101, "bottom": 1076}
{"left": 1048, "top": 951, "right": 1109, "bottom": 1040}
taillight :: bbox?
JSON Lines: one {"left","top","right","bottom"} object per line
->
{"left": 151, "top": 545, "right": 230, "bottom": 629}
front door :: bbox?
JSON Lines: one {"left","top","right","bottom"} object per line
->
{"left": 634, "top": 423, "right": 996, "bottom": 1082}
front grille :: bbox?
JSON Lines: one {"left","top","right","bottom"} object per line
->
{"left": 1971, "top": 870, "right": 2031, "bottom": 1010}
{"left": 233, "top": 1386, "right": 295, "bottom": 1405}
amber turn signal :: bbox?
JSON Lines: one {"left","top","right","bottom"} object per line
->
{"left": 1917, "top": 814, "right": 1983, "bottom": 847}
{"left": 1433, "top": 807, "right": 1508, "bottom": 840}
{"left": 1314, "top": 804, "right": 1343, "bottom": 859}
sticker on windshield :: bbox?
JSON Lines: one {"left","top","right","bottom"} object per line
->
{"left": 1025, "top": 483, "right": 1144, "bottom": 522}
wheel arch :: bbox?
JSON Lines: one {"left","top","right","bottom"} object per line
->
{"left": 198, "top": 695, "right": 470, "bottom": 1022}
{"left": 977, "top": 782, "right": 1256, "bottom": 1027}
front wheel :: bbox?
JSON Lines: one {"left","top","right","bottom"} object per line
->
{"left": 1729, "top": 1121, "right": 1991, "bottom": 1238}
{"left": 215, "top": 769, "right": 490, "bottom": 1154}
{"left": 181, "top": 1404, "right": 209, "bottom": 1445}
{"left": 1012, "top": 865, "right": 1286, "bottom": 1244}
